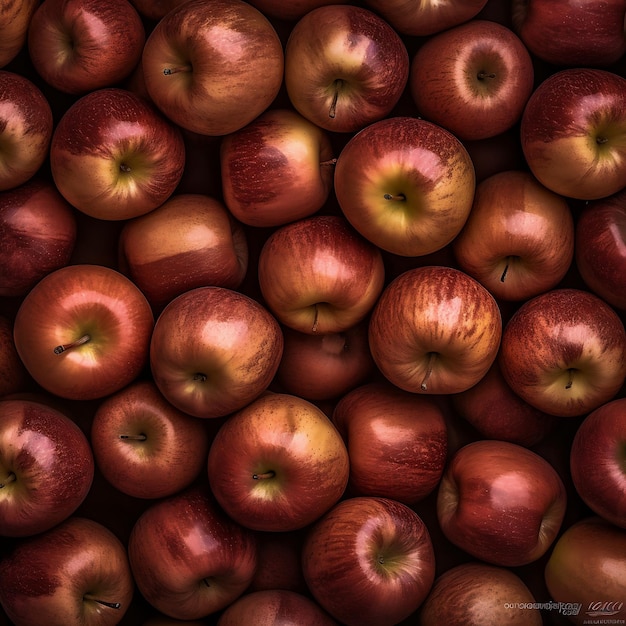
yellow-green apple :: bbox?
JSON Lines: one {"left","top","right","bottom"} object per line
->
{"left": 453, "top": 169, "right": 575, "bottom": 301}
{"left": 575, "top": 189, "right": 626, "bottom": 311}
{"left": 90, "top": 380, "right": 211, "bottom": 500}
{"left": 0, "top": 399, "right": 94, "bottom": 537}
{"left": 512, "top": 0, "right": 626, "bottom": 67}
{"left": 498, "top": 288, "right": 626, "bottom": 417}
{"left": 410, "top": 20, "right": 534, "bottom": 141}
{"left": 207, "top": 392, "right": 349, "bottom": 532}
{"left": 302, "top": 496, "right": 436, "bottom": 626}
{"left": 0, "top": 70, "right": 53, "bottom": 191}
{"left": 149, "top": 286, "right": 283, "bottom": 419}
{"left": 545, "top": 516, "right": 626, "bottom": 626}
{"left": 127, "top": 0, "right": 188, "bottom": 21}
{"left": 520, "top": 68, "right": 626, "bottom": 201}
{"left": 332, "top": 381, "right": 447, "bottom": 505}
{"left": 50, "top": 87, "right": 185, "bottom": 221}
{"left": 334, "top": 116, "right": 476, "bottom": 256}
{"left": 128, "top": 487, "right": 258, "bottom": 620}
{"left": 257, "top": 215, "right": 385, "bottom": 334}
{"left": 570, "top": 398, "right": 626, "bottom": 530}
{"left": 141, "top": 0, "right": 284, "bottom": 136}
{"left": 220, "top": 108, "right": 336, "bottom": 228}
{"left": 368, "top": 266, "right": 502, "bottom": 394}
{"left": 0, "top": 178, "right": 77, "bottom": 298}
{"left": 13, "top": 264, "right": 154, "bottom": 401}
{"left": 27, "top": 0, "right": 145, "bottom": 95}
{"left": 284, "top": 5, "right": 409, "bottom": 133}
{"left": 0, "top": 315, "right": 28, "bottom": 397}
{"left": 437, "top": 439, "right": 567, "bottom": 567}
{"left": 0, "top": 516, "right": 134, "bottom": 626}
{"left": 0, "top": 0, "right": 39, "bottom": 68}
{"left": 419, "top": 561, "right": 542, "bottom": 626}
{"left": 118, "top": 193, "right": 249, "bottom": 312}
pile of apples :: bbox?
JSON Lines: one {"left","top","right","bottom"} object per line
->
{"left": 1, "top": 0, "right": 626, "bottom": 624}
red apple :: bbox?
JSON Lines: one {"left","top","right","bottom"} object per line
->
{"left": 141, "top": 0, "right": 284, "bottom": 136}
{"left": 284, "top": 5, "right": 409, "bottom": 133}
{"left": 0, "top": 0, "right": 39, "bottom": 68}
{"left": 437, "top": 439, "right": 567, "bottom": 567}
{"left": 334, "top": 116, "right": 476, "bottom": 256}
{"left": 207, "top": 392, "right": 350, "bottom": 532}
{"left": 499, "top": 288, "right": 626, "bottom": 417}
{"left": 0, "top": 314, "right": 28, "bottom": 397}
{"left": 302, "top": 496, "right": 436, "bottom": 626}
{"left": 13, "top": 264, "right": 154, "bottom": 401}
{"left": 257, "top": 215, "right": 385, "bottom": 334}
{"left": 150, "top": 286, "right": 283, "bottom": 419}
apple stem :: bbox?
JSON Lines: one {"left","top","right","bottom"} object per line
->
{"left": 163, "top": 65, "right": 192, "bottom": 75}
{"left": 384, "top": 193, "right": 406, "bottom": 201}
{"left": 421, "top": 352, "right": 437, "bottom": 391}
{"left": 320, "top": 158, "right": 337, "bottom": 167}
{"left": 312, "top": 304, "right": 320, "bottom": 333}
{"left": 54, "top": 334, "right": 91, "bottom": 354}
{"left": 329, "top": 79, "right": 343, "bottom": 119}
{"left": 565, "top": 369, "right": 574, "bottom": 390}
{"left": 83, "top": 594, "right": 121, "bottom": 610}
{"left": 500, "top": 260, "right": 510, "bottom": 283}
{"left": 477, "top": 70, "right": 496, "bottom": 80}
{"left": 0, "top": 472, "right": 16, "bottom": 488}
{"left": 253, "top": 471, "right": 276, "bottom": 480}
{"left": 120, "top": 434, "right": 147, "bottom": 441}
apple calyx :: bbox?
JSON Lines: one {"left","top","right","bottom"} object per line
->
{"left": 163, "top": 65, "right": 192, "bottom": 75}
{"left": 83, "top": 594, "right": 121, "bottom": 610}
{"left": 120, "top": 433, "right": 148, "bottom": 441}
{"left": 193, "top": 372, "right": 208, "bottom": 383}
{"left": 53, "top": 334, "right": 91, "bottom": 354}
{"left": 252, "top": 471, "right": 276, "bottom": 480}
{"left": 0, "top": 472, "right": 16, "bottom": 488}
{"left": 329, "top": 79, "right": 344, "bottom": 119}
{"left": 477, "top": 70, "right": 497, "bottom": 80}
{"left": 421, "top": 352, "right": 438, "bottom": 391}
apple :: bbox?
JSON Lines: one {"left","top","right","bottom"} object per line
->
{"left": 0, "top": 70, "right": 53, "bottom": 192}
{"left": 220, "top": 108, "right": 336, "bottom": 228}
{"left": 512, "top": 0, "right": 626, "bottom": 67}
{"left": 27, "top": 0, "right": 145, "bottom": 95}
{"left": 0, "top": 315, "right": 28, "bottom": 397}
{"left": 13, "top": 264, "right": 154, "bottom": 401}
{"left": 90, "top": 380, "right": 211, "bottom": 500}
{"left": 575, "top": 188, "right": 626, "bottom": 311}
{"left": 302, "top": 496, "right": 436, "bottom": 626}
{"left": 419, "top": 561, "right": 542, "bottom": 626}
{"left": 141, "top": 0, "right": 284, "bottom": 136}
{"left": 0, "top": 398, "right": 94, "bottom": 537}
{"left": 410, "top": 20, "right": 534, "bottom": 141}
{"left": 499, "top": 288, "right": 626, "bottom": 417}
{"left": 150, "top": 286, "right": 283, "bottom": 419}
{"left": 334, "top": 116, "right": 476, "bottom": 256}
{"left": 207, "top": 392, "right": 350, "bottom": 532}
{"left": 257, "top": 215, "right": 385, "bottom": 334}
{"left": 368, "top": 265, "right": 502, "bottom": 394}
{"left": 520, "top": 68, "right": 626, "bottom": 201}
{"left": 0, "top": 516, "right": 135, "bottom": 625}
{"left": 128, "top": 486, "right": 258, "bottom": 620}
{"left": 437, "top": 439, "right": 567, "bottom": 567}
{"left": 0, "top": 178, "right": 77, "bottom": 298}
{"left": 118, "top": 193, "right": 249, "bottom": 312}
{"left": 332, "top": 381, "right": 448, "bottom": 505}
{"left": 570, "top": 398, "right": 626, "bottom": 530}
{"left": 0, "top": 0, "right": 39, "bottom": 68}
{"left": 284, "top": 5, "right": 409, "bottom": 133}
{"left": 453, "top": 169, "right": 575, "bottom": 301}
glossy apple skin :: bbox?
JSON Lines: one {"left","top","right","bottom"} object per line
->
{"left": 410, "top": 20, "right": 534, "bottom": 141}
{"left": 118, "top": 193, "right": 249, "bottom": 312}
{"left": 220, "top": 108, "right": 335, "bottom": 228}
{"left": 0, "top": 178, "right": 77, "bottom": 297}
{"left": 453, "top": 169, "right": 575, "bottom": 301}
{"left": 0, "top": 70, "right": 53, "bottom": 192}
{"left": 0, "top": 516, "right": 134, "bottom": 626}
{"left": 368, "top": 266, "right": 502, "bottom": 394}
{"left": 332, "top": 381, "right": 447, "bottom": 505}
{"left": 0, "top": 315, "right": 28, "bottom": 397}
{"left": 0, "top": 399, "right": 94, "bottom": 537}
{"left": 13, "top": 264, "right": 154, "bottom": 401}
{"left": 90, "top": 380, "right": 211, "bottom": 500}
{"left": 545, "top": 516, "right": 626, "bottom": 626}
{"left": 499, "top": 288, "right": 626, "bottom": 417}
{"left": 512, "top": 0, "right": 626, "bottom": 67}
{"left": 128, "top": 487, "right": 258, "bottom": 620}
{"left": 334, "top": 116, "right": 476, "bottom": 256}
{"left": 207, "top": 392, "right": 349, "bottom": 532}
{"left": 284, "top": 5, "right": 409, "bottom": 133}
{"left": 142, "top": 0, "right": 284, "bottom": 136}
{"left": 520, "top": 68, "right": 626, "bottom": 201}
{"left": 27, "top": 0, "right": 145, "bottom": 95}
{"left": 575, "top": 189, "right": 626, "bottom": 311}
{"left": 50, "top": 87, "right": 186, "bottom": 221}
{"left": 150, "top": 286, "right": 283, "bottom": 419}
{"left": 570, "top": 398, "right": 626, "bottom": 529}
{"left": 437, "top": 440, "right": 567, "bottom": 567}
{"left": 258, "top": 215, "right": 385, "bottom": 335}
{"left": 0, "top": 0, "right": 39, "bottom": 68}
{"left": 419, "top": 561, "right": 542, "bottom": 626}
{"left": 302, "top": 496, "right": 436, "bottom": 626}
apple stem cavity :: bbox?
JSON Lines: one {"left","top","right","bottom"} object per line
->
{"left": 421, "top": 352, "right": 438, "bottom": 391}
{"left": 120, "top": 433, "right": 147, "bottom": 441}
{"left": 53, "top": 334, "right": 91, "bottom": 354}
{"left": 83, "top": 594, "right": 121, "bottom": 610}
{"left": 384, "top": 193, "right": 406, "bottom": 201}
{"left": 163, "top": 65, "right": 192, "bottom": 75}
{"left": 253, "top": 471, "right": 276, "bottom": 480}
{"left": 329, "top": 79, "right": 344, "bottom": 119}
{"left": 0, "top": 472, "right": 16, "bottom": 488}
